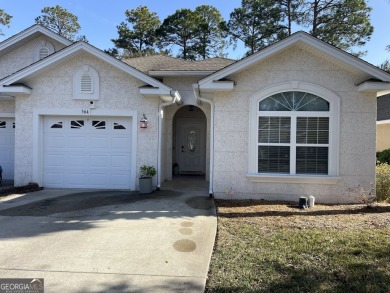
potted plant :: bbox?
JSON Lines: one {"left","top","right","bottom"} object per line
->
{"left": 138, "top": 165, "right": 157, "bottom": 194}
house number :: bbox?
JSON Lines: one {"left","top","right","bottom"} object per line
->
{"left": 81, "top": 109, "right": 90, "bottom": 115}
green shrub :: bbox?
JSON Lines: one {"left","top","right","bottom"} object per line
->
{"left": 376, "top": 163, "right": 390, "bottom": 201}
{"left": 376, "top": 148, "right": 390, "bottom": 164}
{"left": 139, "top": 165, "right": 157, "bottom": 178}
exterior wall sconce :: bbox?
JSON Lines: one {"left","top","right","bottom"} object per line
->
{"left": 140, "top": 114, "right": 148, "bottom": 128}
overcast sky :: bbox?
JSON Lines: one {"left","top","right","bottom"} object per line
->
{"left": 1, "top": 0, "right": 389, "bottom": 65}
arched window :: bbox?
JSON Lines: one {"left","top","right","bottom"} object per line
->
{"left": 73, "top": 65, "right": 100, "bottom": 100}
{"left": 258, "top": 91, "right": 330, "bottom": 175}
{"left": 249, "top": 82, "right": 340, "bottom": 181}
{"left": 33, "top": 40, "right": 55, "bottom": 62}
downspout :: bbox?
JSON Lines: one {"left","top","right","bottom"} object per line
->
{"left": 193, "top": 83, "right": 214, "bottom": 197}
{"left": 157, "top": 90, "right": 182, "bottom": 190}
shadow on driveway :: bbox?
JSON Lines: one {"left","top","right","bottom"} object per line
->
{"left": 0, "top": 190, "right": 182, "bottom": 217}
{"left": 0, "top": 189, "right": 215, "bottom": 239}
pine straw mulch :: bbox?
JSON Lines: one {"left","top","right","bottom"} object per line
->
{"left": 216, "top": 199, "right": 390, "bottom": 230}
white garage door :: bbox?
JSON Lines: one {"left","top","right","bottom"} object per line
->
{"left": 43, "top": 116, "right": 132, "bottom": 189}
{"left": 0, "top": 118, "right": 15, "bottom": 180}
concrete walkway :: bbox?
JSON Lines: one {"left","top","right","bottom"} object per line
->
{"left": 0, "top": 177, "right": 216, "bottom": 293}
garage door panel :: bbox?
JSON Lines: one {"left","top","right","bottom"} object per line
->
{"left": 89, "top": 156, "right": 110, "bottom": 167}
{"left": 44, "top": 171, "right": 64, "bottom": 186}
{"left": 66, "top": 135, "right": 90, "bottom": 148}
{"left": 45, "top": 135, "right": 67, "bottom": 148}
{"left": 0, "top": 118, "right": 15, "bottom": 180}
{"left": 111, "top": 155, "right": 131, "bottom": 168}
{"left": 43, "top": 116, "right": 132, "bottom": 189}
{"left": 89, "top": 136, "right": 110, "bottom": 148}
{"left": 66, "top": 154, "right": 91, "bottom": 167}
{"left": 45, "top": 154, "right": 66, "bottom": 167}
{"left": 64, "top": 173, "right": 90, "bottom": 186}
{"left": 111, "top": 137, "right": 131, "bottom": 149}
{"left": 110, "top": 173, "right": 131, "bottom": 188}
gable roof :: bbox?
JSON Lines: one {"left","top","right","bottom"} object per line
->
{"left": 198, "top": 31, "right": 390, "bottom": 86}
{"left": 0, "top": 41, "right": 171, "bottom": 92}
{"left": 124, "top": 55, "right": 235, "bottom": 74}
{"left": 0, "top": 24, "right": 72, "bottom": 55}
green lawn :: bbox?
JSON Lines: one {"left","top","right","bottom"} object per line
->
{"left": 206, "top": 201, "right": 390, "bottom": 293}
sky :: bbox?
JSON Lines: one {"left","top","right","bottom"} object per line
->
{"left": 0, "top": 0, "right": 389, "bottom": 65}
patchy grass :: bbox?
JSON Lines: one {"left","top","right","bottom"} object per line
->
{"left": 206, "top": 200, "right": 390, "bottom": 293}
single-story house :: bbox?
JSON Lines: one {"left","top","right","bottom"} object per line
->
{"left": 376, "top": 94, "right": 390, "bottom": 151}
{"left": 1, "top": 24, "right": 390, "bottom": 203}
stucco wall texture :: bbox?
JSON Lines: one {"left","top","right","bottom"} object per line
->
{"left": 210, "top": 46, "right": 376, "bottom": 203}
{"left": 0, "top": 36, "right": 66, "bottom": 80}
{"left": 13, "top": 52, "right": 159, "bottom": 187}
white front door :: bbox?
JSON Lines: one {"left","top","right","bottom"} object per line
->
{"left": 0, "top": 118, "right": 15, "bottom": 180}
{"left": 43, "top": 116, "right": 132, "bottom": 189}
{"left": 176, "top": 118, "right": 206, "bottom": 174}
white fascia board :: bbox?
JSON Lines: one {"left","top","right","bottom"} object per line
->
{"left": 149, "top": 70, "right": 214, "bottom": 77}
{"left": 0, "top": 25, "right": 72, "bottom": 53}
{"left": 199, "top": 32, "right": 390, "bottom": 85}
{"left": 0, "top": 42, "right": 171, "bottom": 92}
{"left": 357, "top": 81, "right": 390, "bottom": 95}
{"left": 139, "top": 87, "right": 178, "bottom": 102}
{"left": 139, "top": 87, "right": 170, "bottom": 96}
{"left": 0, "top": 85, "right": 31, "bottom": 95}
{"left": 199, "top": 80, "right": 235, "bottom": 91}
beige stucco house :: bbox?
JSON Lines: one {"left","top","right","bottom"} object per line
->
{"left": 1, "top": 25, "right": 390, "bottom": 203}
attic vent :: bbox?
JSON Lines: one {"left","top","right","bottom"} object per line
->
{"left": 80, "top": 73, "right": 93, "bottom": 93}
{"left": 39, "top": 47, "right": 49, "bottom": 60}
{"left": 73, "top": 65, "right": 99, "bottom": 100}
{"left": 33, "top": 40, "right": 55, "bottom": 62}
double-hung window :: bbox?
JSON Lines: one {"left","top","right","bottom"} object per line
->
{"left": 258, "top": 91, "right": 330, "bottom": 175}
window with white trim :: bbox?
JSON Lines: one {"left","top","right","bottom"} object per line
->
{"left": 73, "top": 65, "right": 100, "bottom": 100}
{"left": 258, "top": 91, "right": 330, "bottom": 175}
{"left": 248, "top": 82, "right": 340, "bottom": 181}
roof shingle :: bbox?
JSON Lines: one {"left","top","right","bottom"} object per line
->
{"left": 123, "top": 55, "right": 236, "bottom": 73}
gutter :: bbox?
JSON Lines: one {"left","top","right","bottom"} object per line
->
{"left": 157, "top": 90, "right": 182, "bottom": 190}
{"left": 193, "top": 83, "right": 214, "bottom": 197}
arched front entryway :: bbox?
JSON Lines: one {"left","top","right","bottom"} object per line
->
{"left": 172, "top": 105, "right": 207, "bottom": 177}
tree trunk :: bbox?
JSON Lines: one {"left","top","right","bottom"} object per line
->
{"left": 312, "top": 0, "right": 319, "bottom": 36}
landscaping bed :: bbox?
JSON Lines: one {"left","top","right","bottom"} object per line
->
{"left": 0, "top": 183, "right": 42, "bottom": 198}
{"left": 206, "top": 200, "right": 390, "bottom": 293}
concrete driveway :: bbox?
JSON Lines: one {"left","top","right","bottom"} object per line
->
{"left": 0, "top": 182, "right": 216, "bottom": 293}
